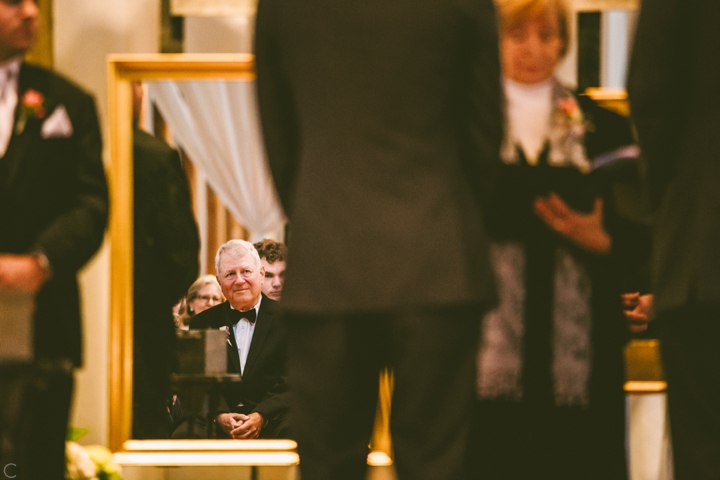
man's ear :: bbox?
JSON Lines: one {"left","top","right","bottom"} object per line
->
{"left": 259, "top": 266, "right": 265, "bottom": 284}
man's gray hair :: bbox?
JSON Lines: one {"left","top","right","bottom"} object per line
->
{"left": 215, "top": 239, "right": 262, "bottom": 274}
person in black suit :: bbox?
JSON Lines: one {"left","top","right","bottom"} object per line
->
{"left": 0, "top": 0, "right": 108, "bottom": 478}
{"left": 628, "top": 2, "right": 720, "bottom": 478}
{"left": 190, "top": 239, "right": 288, "bottom": 439}
{"left": 254, "top": 1, "right": 503, "bottom": 478}
{"left": 131, "top": 82, "right": 200, "bottom": 438}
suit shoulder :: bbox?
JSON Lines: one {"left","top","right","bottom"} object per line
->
{"left": 189, "top": 303, "right": 228, "bottom": 329}
{"left": 21, "top": 62, "right": 95, "bottom": 104}
{"left": 134, "top": 128, "right": 176, "bottom": 156}
{"left": 133, "top": 128, "right": 180, "bottom": 174}
{"left": 260, "top": 295, "right": 280, "bottom": 314}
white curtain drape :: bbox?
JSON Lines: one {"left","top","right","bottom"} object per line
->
{"left": 148, "top": 80, "right": 286, "bottom": 241}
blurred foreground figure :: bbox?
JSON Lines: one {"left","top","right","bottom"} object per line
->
{"left": 131, "top": 82, "right": 199, "bottom": 438}
{"left": 0, "top": 0, "right": 108, "bottom": 477}
{"left": 629, "top": 1, "right": 720, "bottom": 478}
{"left": 464, "top": 0, "right": 650, "bottom": 478}
{"left": 255, "top": 1, "right": 503, "bottom": 478}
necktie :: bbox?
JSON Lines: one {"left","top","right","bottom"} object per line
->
{"left": 0, "top": 69, "right": 16, "bottom": 157}
{"left": 227, "top": 308, "right": 256, "bottom": 326}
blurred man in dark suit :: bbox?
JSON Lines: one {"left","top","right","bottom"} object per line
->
{"left": 629, "top": 1, "right": 720, "bottom": 478}
{"left": 131, "top": 82, "right": 199, "bottom": 438}
{"left": 0, "top": 0, "right": 108, "bottom": 477}
{"left": 255, "top": 1, "right": 503, "bottom": 478}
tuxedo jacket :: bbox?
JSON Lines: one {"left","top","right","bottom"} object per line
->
{"left": 628, "top": 0, "right": 720, "bottom": 315}
{"left": 189, "top": 296, "right": 288, "bottom": 422}
{"left": 0, "top": 62, "right": 108, "bottom": 367}
{"left": 255, "top": 0, "right": 503, "bottom": 313}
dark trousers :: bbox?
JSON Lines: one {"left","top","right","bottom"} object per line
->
{"left": 658, "top": 303, "right": 720, "bottom": 480}
{"left": 0, "top": 366, "right": 73, "bottom": 480}
{"left": 285, "top": 305, "right": 481, "bottom": 480}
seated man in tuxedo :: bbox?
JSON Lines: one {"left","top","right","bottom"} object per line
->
{"left": 190, "top": 239, "right": 288, "bottom": 438}
{"left": 254, "top": 238, "right": 287, "bottom": 301}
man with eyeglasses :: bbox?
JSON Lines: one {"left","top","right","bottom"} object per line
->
{"left": 190, "top": 239, "right": 288, "bottom": 439}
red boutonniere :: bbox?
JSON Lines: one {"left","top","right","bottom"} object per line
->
{"left": 548, "top": 89, "right": 594, "bottom": 172}
{"left": 15, "top": 89, "right": 46, "bottom": 135}
{"left": 559, "top": 97, "right": 582, "bottom": 122}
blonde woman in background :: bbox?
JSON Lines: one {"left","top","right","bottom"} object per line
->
{"left": 175, "top": 275, "right": 224, "bottom": 330}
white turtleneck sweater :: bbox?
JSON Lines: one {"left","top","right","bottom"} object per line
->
{"left": 503, "top": 77, "right": 554, "bottom": 165}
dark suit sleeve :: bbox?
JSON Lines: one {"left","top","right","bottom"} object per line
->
{"left": 134, "top": 132, "right": 200, "bottom": 306}
{"left": 467, "top": 0, "right": 504, "bottom": 170}
{"left": 252, "top": 371, "right": 288, "bottom": 421}
{"left": 156, "top": 148, "right": 199, "bottom": 302}
{"left": 627, "top": 0, "right": 686, "bottom": 208}
{"left": 35, "top": 94, "right": 108, "bottom": 276}
{"left": 461, "top": 0, "right": 504, "bottom": 220}
{"left": 255, "top": 0, "right": 299, "bottom": 215}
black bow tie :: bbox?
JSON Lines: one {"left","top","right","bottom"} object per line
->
{"left": 228, "top": 308, "right": 257, "bottom": 326}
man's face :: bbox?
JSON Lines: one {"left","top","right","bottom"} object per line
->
{"left": 0, "top": 0, "right": 39, "bottom": 62}
{"left": 217, "top": 251, "right": 264, "bottom": 311}
{"left": 261, "top": 259, "right": 286, "bottom": 301}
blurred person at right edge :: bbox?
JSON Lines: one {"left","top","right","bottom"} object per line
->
{"left": 254, "top": 0, "right": 504, "bottom": 478}
{"left": 629, "top": 1, "right": 720, "bottom": 478}
{"left": 463, "top": 0, "right": 651, "bottom": 478}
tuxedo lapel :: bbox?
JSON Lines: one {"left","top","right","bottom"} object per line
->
{"left": 3, "top": 64, "right": 51, "bottom": 189}
{"left": 1, "top": 128, "right": 32, "bottom": 190}
{"left": 243, "top": 296, "right": 273, "bottom": 378}
{"left": 222, "top": 303, "right": 243, "bottom": 376}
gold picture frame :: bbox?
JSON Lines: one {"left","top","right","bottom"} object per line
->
{"left": 107, "top": 53, "right": 300, "bottom": 465}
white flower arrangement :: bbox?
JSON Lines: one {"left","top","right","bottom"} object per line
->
{"left": 65, "top": 428, "right": 123, "bottom": 480}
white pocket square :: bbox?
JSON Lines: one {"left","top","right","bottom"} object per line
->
{"left": 41, "top": 105, "right": 73, "bottom": 138}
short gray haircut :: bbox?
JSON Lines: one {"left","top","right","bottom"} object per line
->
{"left": 215, "top": 239, "right": 261, "bottom": 274}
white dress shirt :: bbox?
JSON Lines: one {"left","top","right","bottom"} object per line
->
{"left": 0, "top": 57, "right": 21, "bottom": 157}
{"left": 504, "top": 77, "right": 554, "bottom": 165}
{"left": 232, "top": 296, "right": 262, "bottom": 374}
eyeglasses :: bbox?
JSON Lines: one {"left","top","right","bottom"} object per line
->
{"left": 196, "top": 295, "right": 221, "bottom": 303}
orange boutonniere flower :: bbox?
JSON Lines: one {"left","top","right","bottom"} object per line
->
{"left": 559, "top": 97, "right": 582, "bottom": 122}
{"left": 23, "top": 89, "right": 46, "bottom": 118}
{"left": 15, "top": 89, "right": 46, "bottom": 135}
